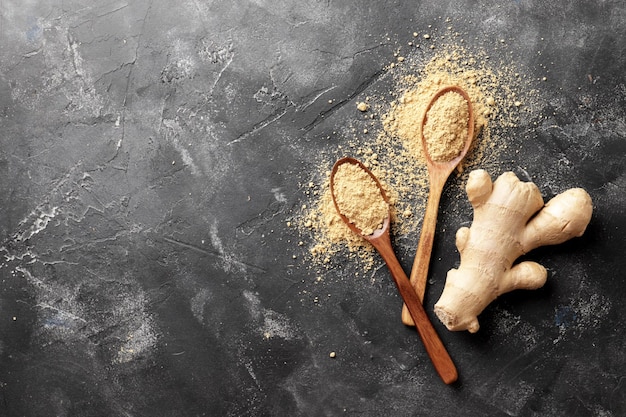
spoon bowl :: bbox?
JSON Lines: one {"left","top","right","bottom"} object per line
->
{"left": 402, "top": 86, "right": 475, "bottom": 326}
{"left": 421, "top": 85, "right": 475, "bottom": 168}
{"left": 329, "top": 157, "right": 391, "bottom": 239}
{"left": 330, "top": 157, "right": 458, "bottom": 384}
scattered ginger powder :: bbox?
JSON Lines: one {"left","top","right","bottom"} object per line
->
{"left": 300, "top": 35, "right": 542, "bottom": 272}
{"left": 423, "top": 91, "right": 469, "bottom": 162}
{"left": 332, "top": 162, "right": 388, "bottom": 236}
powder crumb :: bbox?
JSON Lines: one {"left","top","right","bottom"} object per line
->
{"left": 357, "top": 102, "right": 370, "bottom": 112}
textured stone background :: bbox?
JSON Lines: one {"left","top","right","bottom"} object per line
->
{"left": 0, "top": 1, "right": 625, "bottom": 416}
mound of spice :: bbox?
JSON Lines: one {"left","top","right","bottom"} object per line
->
{"left": 423, "top": 90, "right": 470, "bottom": 162}
{"left": 331, "top": 162, "right": 388, "bottom": 236}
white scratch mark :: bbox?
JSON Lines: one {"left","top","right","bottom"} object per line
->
{"left": 261, "top": 310, "right": 295, "bottom": 340}
{"left": 68, "top": 36, "right": 85, "bottom": 78}
{"left": 209, "top": 44, "right": 234, "bottom": 96}
{"left": 243, "top": 290, "right": 297, "bottom": 340}
{"left": 227, "top": 109, "right": 288, "bottom": 145}
{"left": 190, "top": 288, "right": 212, "bottom": 323}
{"left": 162, "top": 118, "right": 200, "bottom": 175}
{"left": 243, "top": 290, "right": 262, "bottom": 321}
{"left": 17, "top": 206, "right": 60, "bottom": 242}
{"left": 116, "top": 319, "right": 159, "bottom": 364}
{"left": 244, "top": 360, "right": 261, "bottom": 389}
{"left": 271, "top": 188, "right": 287, "bottom": 203}
{"left": 208, "top": 221, "right": 247, "bottom": 274}
{"left": 300, "top": 85, "right": 337, "bottom": 111}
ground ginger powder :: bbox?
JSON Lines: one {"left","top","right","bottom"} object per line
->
{"left": 383, "top": 70, "right": 488, "bottom": 166}
{"left": 332, "top": 163, "right": 388, "bottom": 235}
{"left": 306, "top": 166, "right": 398, "bottom": 269}
{"left": 423, "top": 91, "right": 469, "bottom": 162}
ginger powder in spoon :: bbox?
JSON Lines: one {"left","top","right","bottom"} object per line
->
{"left": 423, "top": 91, "right": 469, "bottom": 163}
{"left": 332, "top": 163, "right": 388, "bottom": 236}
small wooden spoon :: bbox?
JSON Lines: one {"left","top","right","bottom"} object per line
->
{"left": 401, "top": 86, "right": 475, "bottom": 326}
{"left": 330, "top": 157, "right": 458, "bottom": 384}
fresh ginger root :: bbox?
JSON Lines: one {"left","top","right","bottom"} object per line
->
{"left": 434, "top": 169, "right": 593, "bottom": 333}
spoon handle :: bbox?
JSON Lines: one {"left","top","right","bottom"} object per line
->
{"left": 401, "top": 172, "right": 448, "bottom": 326}
{"left": 373, "top": 234, "right": 458, "bottom": 384}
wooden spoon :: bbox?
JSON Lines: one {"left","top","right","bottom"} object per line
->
{"left": 330, "top": 157, "right": 458, "bottom": 384}
{"left": 401, "top": 86, "right": 475, "bottom": 326}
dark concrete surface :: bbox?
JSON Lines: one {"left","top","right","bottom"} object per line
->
{"left": 0, "top": 1, "right": 625, "bottom": 416}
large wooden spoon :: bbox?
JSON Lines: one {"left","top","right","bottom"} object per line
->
{"left": 330, "top": 157, "right": 457, "bottom": 384}
{"left": 401, "top": 86, "right": 475, "bottom": 326}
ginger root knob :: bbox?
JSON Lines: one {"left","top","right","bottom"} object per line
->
{"left": 434, "top": 170, "right": 593, "bottom": 333}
